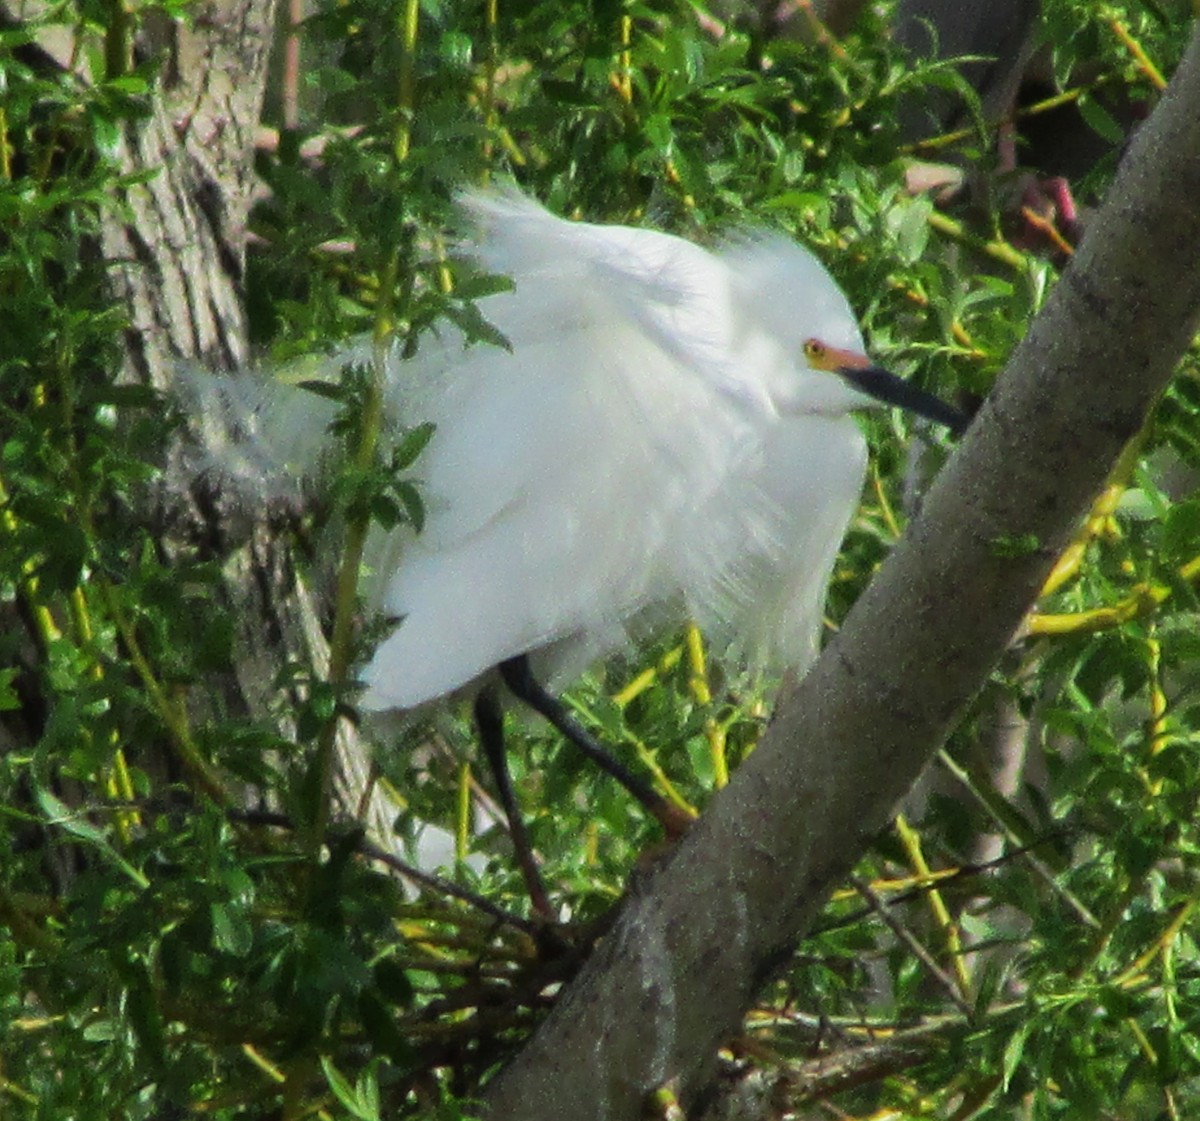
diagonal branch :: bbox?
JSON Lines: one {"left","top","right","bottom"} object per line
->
{"left": 483, "top": 22, "right": 1200, "bottom": 1121}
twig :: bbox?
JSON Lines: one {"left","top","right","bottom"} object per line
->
{"left": 851, "top": 876, "right": 972, "bottom": 1017}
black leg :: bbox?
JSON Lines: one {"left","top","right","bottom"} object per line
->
{"left": 473, "top": 688, "right": 553, "bottom": 918}
{"left": 498, "top": 655, "right": 692, "bottom": 837}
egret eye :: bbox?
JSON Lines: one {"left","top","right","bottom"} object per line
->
{"left": 803, "top": 338, "right": 828, "bottom": 367}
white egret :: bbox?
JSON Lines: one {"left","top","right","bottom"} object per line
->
{"left": 191, "top": 187, "right": 965, "bottom": 911}
{"left": 359, "top": 188, "right": 963, "bottom": 712}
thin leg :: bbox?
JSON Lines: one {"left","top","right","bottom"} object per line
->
{"left": 498, "top": 655, "right": 692, "bottom": 838}
{"left": 473, "top": 688, "right": 553, "bottom": 919}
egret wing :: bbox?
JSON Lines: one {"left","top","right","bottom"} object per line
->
{"left": 362, "top": 205, "right": 768, "bottom": 710}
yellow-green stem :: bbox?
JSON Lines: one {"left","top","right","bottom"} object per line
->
{"left": 0, "top": 105, "right": 11, "bottom": 180}
{"left": 103, "top": 0, "right": 132, "bottom": 79}
{"left": 895, "top": 813, "right": 973, "bottom": 1002}
{"left": 615, "top": 12, "right": 633, "bottom": 104}
{"left": 612, "top": 644, "right": 683, "bottom": 707}
{"left": 481, "top": 0, "right": 499, "bottom": 171}
{"left": 1145, "top": 631, "right": 1170, "bottom": 763}
{"left": 926, "top": 211, "right": 1029, "bottom": 272}
{"left": 1038, "top": 429, "right": 1145, "bottom": 597}
{"left": 395, "top": 0, "right": 421, "bottom": 160}
{"left": 0, "top": 474, "right": 62, "bottom": 649}
{"left": 308, "top": 251, "right": 400, "bottom": 864}
{"left": 456, "top": 761, "right": 472, "bottom": 863}
{"left": 902, "top": 80, "right": 1109, "bottom": 154}
{"left": 1107, "top": 13, "right": 1168, "bottom": 89}
{"left": 684, "top": 624, "right": 727, "bottom": 789}
{"left": 1113, "top": 891, "right": 1200, "bottom": 988}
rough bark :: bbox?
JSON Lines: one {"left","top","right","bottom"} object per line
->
{"left": 483, "top": 25, "right": 1200, "bottom": 1121}
{"left": 98, "top": 4, "right": 269, "bottom": 382}
{"left": 4, "top": 0, "right": 396, "bottom": 843}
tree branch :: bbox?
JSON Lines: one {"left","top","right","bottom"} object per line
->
{"left": 483, "top": 23, "right": 1200, "bottom": 1120}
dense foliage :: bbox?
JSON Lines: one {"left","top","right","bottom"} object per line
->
{"left": 2, "top": 1, "right": 1199, "bottom": 1117}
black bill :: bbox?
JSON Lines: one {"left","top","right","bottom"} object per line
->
{"left": 840, "top": 363, "right": 970, "bottom": 438}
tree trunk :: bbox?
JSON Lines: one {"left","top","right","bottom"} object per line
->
{"left": 99, "top": 1, "right": 270, "bottom": 384}
{"left": 8, "top": 0, "right": 399, "bottom": 843}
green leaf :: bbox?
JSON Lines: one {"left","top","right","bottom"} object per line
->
{"left": 1077, "top": 94, "right": 1125, "bottom": 144}
{"left": 320, "top": 1056, "right": 380, "bottom": 1121}
{"left": 392, "top": 421, "right": 435, "bottom": 470}
{"left": 211, "top": 901, "right": 254, "bottom": 956}
{"left": 1002, "top": 1021, "right": 1031, "bottom": 1091}
{"left": 1161, "top": 496, "right": 1200, "bottom": 562}
{"left": 34, "top": 786, "right": 149, "bottom": 888}
{"left": 0, "top": 667, "right": 20, "bottom": 711}
{"left": 442, "top": 301, "right": 512, "bottom": 351}
{"left": 439, "top": 30, "right": 473, "bottom": 69}
{"left": 393, "top": 480, "right": 426, "bottom": 533}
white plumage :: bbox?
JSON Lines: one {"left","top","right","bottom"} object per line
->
{"left": 358, "top": 189, "right": 876, "bottom": 710}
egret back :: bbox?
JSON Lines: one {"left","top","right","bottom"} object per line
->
{"left": 361, "top": 216, "right": 775, "bottom": 708}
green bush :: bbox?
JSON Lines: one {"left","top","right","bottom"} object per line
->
{"left": 2, "top": 1, "right": 1199, "bottom": 1117}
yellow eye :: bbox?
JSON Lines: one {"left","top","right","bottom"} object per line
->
{"left": 803, "top": 338, "right": 827, "bottom": 366}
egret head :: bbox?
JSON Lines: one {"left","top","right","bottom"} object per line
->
{"left": 802, "top": 337, "right": 968, "bottom": 436}
{"left": 724, "top": 237, "right": 966, "bottom": 434}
